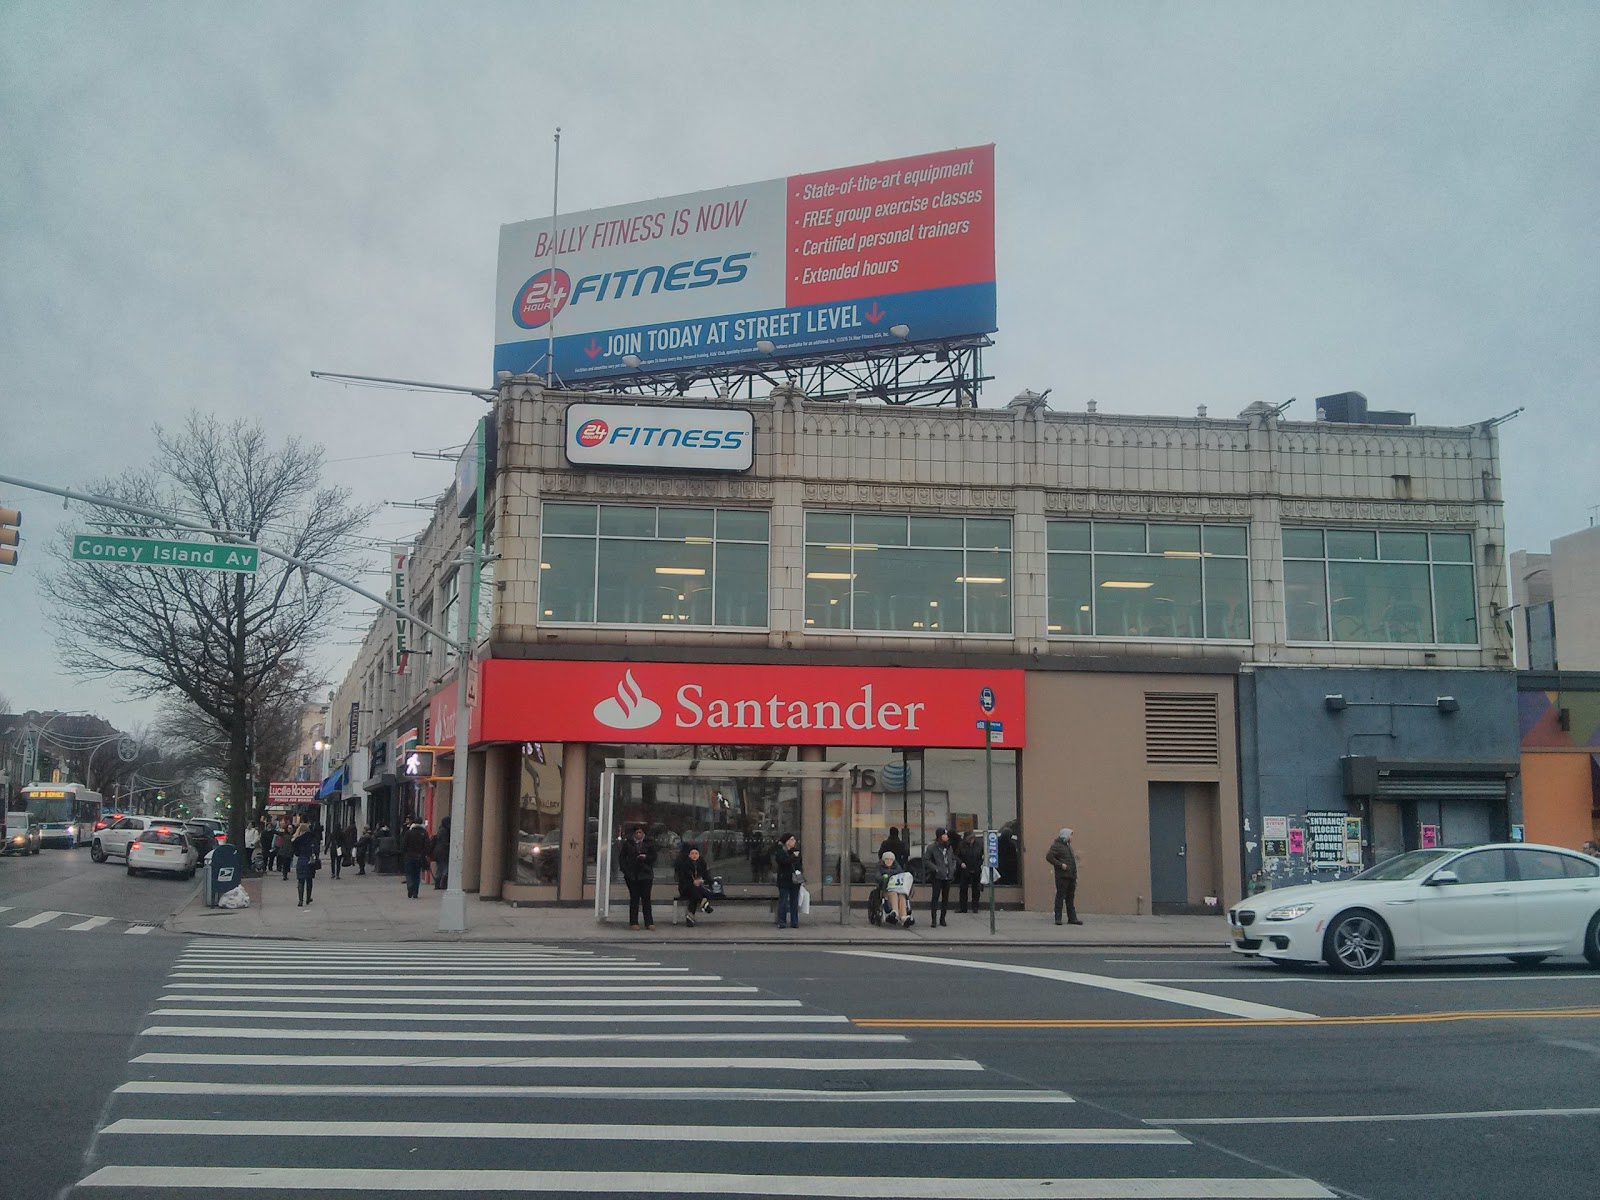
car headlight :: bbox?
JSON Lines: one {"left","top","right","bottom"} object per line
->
{"left": 1265, "top": 903, "right": 1315, "bottom": 921}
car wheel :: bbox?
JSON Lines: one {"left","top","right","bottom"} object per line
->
{"left": 1507, "top": 954, "right": 1549, "bottom": 966}
{"left": 127, "top": 865, "right": 137, "bottom": 876}
{"left": 1584, "top": 913, "right": 1600, "bottom": 969}
{"left": 91, "top": 841, "right": 107, "bottom": 863}
{"left": 1323, "top": 909, "right": 1389, "bottom": 975}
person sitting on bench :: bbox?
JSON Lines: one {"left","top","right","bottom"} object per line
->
{"left": 675, "top": 843, "right": 716, "bottom": 927}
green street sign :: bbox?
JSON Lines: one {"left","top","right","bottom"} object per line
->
{"left": 71, "top": 534, "right": 259, "bottom": 573}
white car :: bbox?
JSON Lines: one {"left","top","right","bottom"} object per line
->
{"left": 126, "top": 826, "right": 200, "bottom": 879}
{"left": 1229, "top": 844, "right": 1600, "bottom": 974}
{"left": 91, "top": 815, "right": 157, "bottom": 863}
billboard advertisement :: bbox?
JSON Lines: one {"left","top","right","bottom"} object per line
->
{"left": 564, "top": 402, "right": 754, "bottom": 472}
{"left": 475, "top": 660, "right": 1026, "bottom": 749}
{"left": 494, "top": 145, "right": 995, "bottom": 385}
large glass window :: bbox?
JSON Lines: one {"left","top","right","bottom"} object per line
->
{"left": 1046, "top": 521, "right": 1250, "bottom": 639}
{"left": 1283, "top": 528, "right": 1477, "bottom": 645}
{"left": 510, "top": 742, "right": 564, "bottom": 887}
{"left": 804, "top": 512, "right": 1012, "bottom": 634}
{"left": 826, "top": 748, "right": 1022, "bottom": 886}
{"left": 539, "top": 503, "right": 768, "bottom": 628}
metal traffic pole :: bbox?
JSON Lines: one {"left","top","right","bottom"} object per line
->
{"left": 978, "top": 684, "right": 998, "bottom": 936}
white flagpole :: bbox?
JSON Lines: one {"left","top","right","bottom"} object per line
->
{"left": 545, "top": 127, "right": 561, "bottom": 388}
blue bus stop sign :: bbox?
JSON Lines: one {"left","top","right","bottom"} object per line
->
{"left": 986, "top": 829, "right": 999, "bottom": 868}
{"left": 978, "top": 686, "right": 996, "bottom": 714}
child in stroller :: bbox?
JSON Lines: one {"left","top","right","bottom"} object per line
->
{"left": 869, "top": 849, "right": 915, "bottom": 928}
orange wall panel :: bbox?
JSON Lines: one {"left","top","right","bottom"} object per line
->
{"left": 1520, "top": 753, "right": 1594, "bottom": 850}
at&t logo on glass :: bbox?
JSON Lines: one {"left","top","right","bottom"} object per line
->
{"left": 513, "top": 268, "right": 572, "bottom": 329}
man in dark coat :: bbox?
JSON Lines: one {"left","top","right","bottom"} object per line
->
{"left": 401, "top": 817, "right": 430, "bottom": 898}
{"left": 430, "top": 816, "right": 452, "bottom": 890}
{"left": 923, "top": 828, "right": 957, "bottom": 928}
{"left": 955, "top": 829, "right": 984, "bottom": 913}
{"left": 675, "top": 843, "right": 714, "bottom": 927}
{"left": 1046, "top": 827, "right": 1083, "bottom": 926}
{"left": 617, "top": 825, "right": 657, "bottom": 930}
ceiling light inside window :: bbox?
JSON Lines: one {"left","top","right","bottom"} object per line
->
{"left": 1100, "top": 580, "right": 1154, "bottom": 589}
{"left": 655, "top": 567, "right": 706, "bottom": 576}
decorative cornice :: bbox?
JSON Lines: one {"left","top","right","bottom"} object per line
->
{"left": 540, "top": 472, "right": 775, "bottom": 501}
{"left": 1279, "top": 499, "right": 1478, "bottom": 524}
{"left": 1044, "top": 492, "right": 1252, "bottom": 518}
{"left": 802, "top": 483, "right": 1014, "bottom": 509}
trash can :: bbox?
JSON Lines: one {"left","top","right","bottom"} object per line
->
{"left": 206, "top": 843, "right": 242, "bottom": 907}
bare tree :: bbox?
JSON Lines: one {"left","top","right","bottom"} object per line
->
{"left": 46, "top": 414, "right": 372, "bottom": 851}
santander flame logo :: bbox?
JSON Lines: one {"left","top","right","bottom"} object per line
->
{"left": 592, "top": 669, "right": 662, "bottom": 730}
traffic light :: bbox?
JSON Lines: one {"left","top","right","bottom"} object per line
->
{"left": 0, "top": 507, "right": 19, "bottom": 567}
{"left": 402, "top": 747, "right": 444, "bottom": 779}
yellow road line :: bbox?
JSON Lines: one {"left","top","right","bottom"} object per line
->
{"left": 853, "top": 1007, "right": 1600, "bottom": 1030}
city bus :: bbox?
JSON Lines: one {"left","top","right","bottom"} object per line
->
{"left": 19, "top": 783, "right": 104, "bottom": 848}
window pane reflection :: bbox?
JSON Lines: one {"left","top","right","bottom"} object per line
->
{"left": 511, "top": 743, "right": 563, "bottom": 887}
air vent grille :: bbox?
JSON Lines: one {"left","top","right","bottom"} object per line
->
{"left": 1145, "top": 692, "right": 1220, "bottom": 764}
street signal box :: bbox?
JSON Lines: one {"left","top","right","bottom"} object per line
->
{"left": 0, "top": 507, "right": 19, "bottom": 567}
{"left": 402, "top": 746, "right": 451, "bottom": 780}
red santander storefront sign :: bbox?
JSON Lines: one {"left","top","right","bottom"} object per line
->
{"left": 476, "top": 660, "right": 1024, "bottom": 749}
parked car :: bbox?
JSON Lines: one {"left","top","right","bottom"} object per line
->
{"left": 90, "top": 815, "right": 157, "bottom": 863}
{"left": 1230, "top": 844, "right": 1600, "bottom": 974}
{"left": 127, "top": 827, "right": 199, "bottom": 879}
{"left": 182, "top": 818, "right": 227, "bottom": 861}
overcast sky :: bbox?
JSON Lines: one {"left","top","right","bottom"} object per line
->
{"left": 2, "top": 1, "right": 1596, "bottom": 738}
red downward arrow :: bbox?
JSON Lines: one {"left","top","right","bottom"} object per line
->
{"left": 864, "top": 302, "right": 885, "bottom": 324}
{"left": 584, "top": 338, "right": 603, "bottom": 359}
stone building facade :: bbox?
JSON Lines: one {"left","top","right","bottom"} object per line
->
{"left": 328, "top": 382, "right": 1514, "bottom": 918}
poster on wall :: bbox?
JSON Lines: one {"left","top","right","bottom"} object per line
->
{"left": 1288, "top": 828, "right": 1305, "bottom": 855}
{"left": 1420, "top": 824, "right": 1439, "bottom": 849}
{"left": 1263, "top": 816, "right": 1289, "bottom": 840}
{"left": 1303, "top": 810, "right": 1349, "bottom": 868}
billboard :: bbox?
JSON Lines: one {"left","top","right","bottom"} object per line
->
{"left": 564, "top": 402, "right": 754, "bottom": 472}
{"left": 494, "top": 145, "right": 995, "bottom": 385}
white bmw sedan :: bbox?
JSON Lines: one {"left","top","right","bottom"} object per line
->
{"left": 1229, "top": 844, "right": 1600, "bottom": 974}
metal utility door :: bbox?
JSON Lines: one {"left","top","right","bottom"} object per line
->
{"left": 1148, "top": 783, "right": 1188, "bottom": 910}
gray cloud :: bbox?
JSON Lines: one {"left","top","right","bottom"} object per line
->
{"left": 3, "top": 0, "right": 1595, "bottom": 730}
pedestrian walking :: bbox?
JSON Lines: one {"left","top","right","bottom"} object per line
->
{"left": 342, "top": 821, "right": 358, "bottom": 868}
{"left": 326, "top": 820, "right": 344, "bottom": 880}
{"left": 401, "top": 816, "right": 430, "bottom": 898}
{"left": 275, "top": 822, "right": 294, "bottom": 881}
{"left": 1046, "top": 827, "right": 1082, "bottom": 926}
{"left": 924, "top": 828, "right": 956, "bottom": 927}
{"left": 956, "top": 829, "right": 983, "bottom": 913}
{"left": 355, "top": 826, "right": 374, "bottom": 875}
{"left": 773, "top": 832, "right": 803, "bottom": 929}
{"left": 243, "top": 822, "right": 260, "bottom": 871}
{"left": 430, "top": 816, "right": 452, "bottom": 890}
{"left": 291, "top": 818, "right": 320, "bottom": 907}
{"left": 617, "top": 825, "right": 657, "bottom": 930}
{"left": 675, "top": 843, "right": 715, "bottom": 927}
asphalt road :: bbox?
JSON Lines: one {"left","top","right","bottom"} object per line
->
{"left": 5, "top": 855, "right": 1599, "bottom": 1199}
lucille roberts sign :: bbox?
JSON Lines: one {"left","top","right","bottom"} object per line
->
{"left": 477, "top": 660, "right": 1025, "bottom": 748}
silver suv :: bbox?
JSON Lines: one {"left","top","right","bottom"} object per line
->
{"left": 91, "top": 815, "right": 156, "bottom": 863}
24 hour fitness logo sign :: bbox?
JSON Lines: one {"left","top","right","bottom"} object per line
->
{"left": 564, "top": 402, "right": 754, "bottom": 472}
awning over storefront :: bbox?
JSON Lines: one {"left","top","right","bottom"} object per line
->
{"left": 315, "top": 765, "right": 349, "bottom": 801}
{"left": 363, "top": 772, "right": 398, "bottom": 794}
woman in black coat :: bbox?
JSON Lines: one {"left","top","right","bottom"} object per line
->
{"left": 956, "top": 830, "right": 984, "bottom": 913}
{"left": 675, "top": 843, "right": 714, "bottom": 927}
{"left": 291, "top": 819, "right": 320, "bottom": 907}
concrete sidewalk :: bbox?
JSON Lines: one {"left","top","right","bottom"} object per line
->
{"left": 168, "top": 866, "right": 1230, "bottom": 948}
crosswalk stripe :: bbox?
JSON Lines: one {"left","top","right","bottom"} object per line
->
{"left": 11, "top": 910, "right": 64, "bottom": 928}
{"left": 125, "top": 924, "right": 155, "bottom": 935}
{"left": 101, "top": 1117, "right": 1183, "bottom": 1145}
{"left": 115, "top": 1082, "right": 1075, "bottom": 1103}
{"left": 167, "top": 972, "right": 707, "bottom": 981}
{"left": 160, "top": 983, "right": 758, "bottom": 994}
{"left": 159, "top": 979, "right": 723, "bottom": 985}
{"left": 153, "top": 1008, "right": 845, "bottom": 1024}
{"left": 76, "top": 1166, "right": 1336, "bottom": 1196}
{"left": 0, "top": 906, "right": 11, "bottom": 914}
{"left": 68, "top": 916, "right": 114, "bottom": 932}
{"left": 133, "top": 1053, "right": 983, "bottom": 1071}
{"left": 141, "top": 1025, "right": 905, "bottom": 1045}
{"left": 157, "top": 992, "right": 761, "bottom": 998}
{"left": 158, "top": 994, "right": 787, "bottom": 1006}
